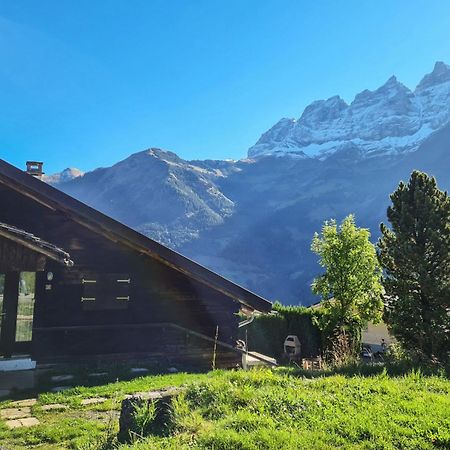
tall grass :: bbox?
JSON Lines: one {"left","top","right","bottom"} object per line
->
{"left": 118, "top": 368, "right": 450, "bottom": 449}
{"left": 1, "top": 367, "right": 448, "bottom": 449}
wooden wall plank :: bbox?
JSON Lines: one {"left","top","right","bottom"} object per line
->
{"left": 0, "top": 184, "right": 243, "bottom": 367}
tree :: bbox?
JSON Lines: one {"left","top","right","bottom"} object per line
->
{"left": 311, "top": 215, "right": 383, "bottom": 360}
{"left": 378, "top": 170, "right": 450, "bottom": 361}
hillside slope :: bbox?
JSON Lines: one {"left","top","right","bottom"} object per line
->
{"left": 57, "top": 62, "right": 450, "bottom": 305}
{"left": 58, "top": 123, "right": 450, "bottom": 304}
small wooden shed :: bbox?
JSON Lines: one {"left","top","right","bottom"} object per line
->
{"left": 0, "top": 159, "right": 271, "bottom": 369}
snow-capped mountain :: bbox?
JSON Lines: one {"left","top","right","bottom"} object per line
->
{"left": 248, "top": 62, "right": 450, "bottom": 159}
{"left": 44, "top": 167, "right": 84, "bottom": 184}
{"left": 54, "top": 62, "right": 450, "bottom": 305}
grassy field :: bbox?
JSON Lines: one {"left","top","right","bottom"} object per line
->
{"left": 0, "top": 367, "right": 449, "bottom": 449}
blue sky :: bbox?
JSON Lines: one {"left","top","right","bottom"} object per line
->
{"left": 1, "top": 1, "right": 450, "bottom": 174}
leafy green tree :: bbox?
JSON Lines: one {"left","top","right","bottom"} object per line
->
{"left": 311, "top": 215, "right": 383, "bottom": 360}
{"left": 378, "top": 170, "right": 450, "bottom": 361}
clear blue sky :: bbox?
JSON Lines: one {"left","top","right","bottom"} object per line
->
{"left": 1, "top": 1, "right": 450, "bottom": 174}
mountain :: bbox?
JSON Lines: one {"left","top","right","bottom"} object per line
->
{"left": 248, "top": 62, "right": 450, "bottom": 159}
{"left": 59, "top": 149, "right": 235, "bottom": 248}
{"left": 55, "top": 62, "right": 450, "bottom": 305}
{"left": 44, "top": 167, "right": 84, "bottom": 184}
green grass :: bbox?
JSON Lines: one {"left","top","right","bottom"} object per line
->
{"left": 0, "top": 368, "right": 449, "bottom": 449}
{"left": 0, "top": 371, "right": 203, "bottom": 450}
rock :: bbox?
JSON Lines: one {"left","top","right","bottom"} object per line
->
{"left": 0, "top": 407, "right": 32, "bottom": 420}
{"left": 50, "top": 374, "right": 75, "bottom": 383}
{"left": 124, "top": 391, "right": 147, "bottom": 400}
{"left": 5, "top": 419, "right": 22, "bottom": 429}
{"left": 118, "top": 387, "right": 183, "bottom": 443}
{"left": 41, "top": 403, "right": 69, "bottom": 411}
{"left": 123, "top": 387, "right": 180, "bottom": 401}
{"left": 19, "top": 417, "right": 40, "bottom": 427}
{"left": 10, "top": 398, "right": 37, "bottom": 407}
{"left": 167, "top": 367, "right": 178, "bottom": 373}
{"left": 81, "top": 397, "right": 107, "bottom": 406}
{"left": 6, "top": 417, "right": 40, "bottom": 428}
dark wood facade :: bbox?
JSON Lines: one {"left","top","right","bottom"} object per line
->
{"left": 0, "top": 159, "right": 271, "bottom": 369}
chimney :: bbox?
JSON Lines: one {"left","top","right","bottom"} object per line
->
{"left": 26, "top": 161, "right": 45, "bottom": 179}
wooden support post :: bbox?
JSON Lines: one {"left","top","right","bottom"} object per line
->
{"left": 212, "top": 325, "right": 219, "bottom": 370}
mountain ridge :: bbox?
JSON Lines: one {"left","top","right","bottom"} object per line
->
{"left": 248, "top": 61, "right": 450, "bottom": 160}
{"left": 51, "top": 62, "right": 450, "bottom": 305}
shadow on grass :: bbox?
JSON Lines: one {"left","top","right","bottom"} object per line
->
{"left": 1, "top": 362, "right": 208, "bottom": 402}
{"left": 2, "top": 358, "right": 448, "bottom": 403}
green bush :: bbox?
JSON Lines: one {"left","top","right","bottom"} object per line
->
{"left": 239, "top": 303, "right": 323, "bottom": 360}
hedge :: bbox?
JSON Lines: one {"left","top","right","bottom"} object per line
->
{"left": 239, "top": 303, "right": 323, "bottom": 360}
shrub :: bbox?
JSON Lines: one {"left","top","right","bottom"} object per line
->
{"left": 239, "top": 303, "right": 323, "bottom": 360}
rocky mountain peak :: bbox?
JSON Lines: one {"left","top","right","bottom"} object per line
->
{"left": 300, "top": 96, "right": 348, "bottom": 125}
{"left": 50, "top": 61, "right": 450, "bottom": 306}
{"left": 146, "top": 147, "right": 180, "bottom": 161}
{"left": 416, "top": 61, "right": 450, "bottom": 91}
{"left": 248, "top": 118, "right": 297, "bottom": 157}
{"left": 44, "top": 167, "right": 84, "bottom": 184}
{"left": 248, "top": 62, "right": 450, "bottom": 159}
{"left": 352, "top": 76, "right": 411, "bottom": 106}
{"left": 379, "top": 75, "right": 411, "bottom": 95}
{"left": 53, "top": 119, "right": 450, "bottom": 305}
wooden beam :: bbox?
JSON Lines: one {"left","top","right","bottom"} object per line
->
{"left": 0, "top": 227, "right": 71, "bottom": 266}
{"left": 33, "top": 321, "right": 278, "bottom": 366}
{"left": 0, "top": 176, "right": 57, "bottom": 211}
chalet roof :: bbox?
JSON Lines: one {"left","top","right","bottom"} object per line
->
{"left": 0, "top": 159, "right": 272, "bottom": 313}
{"left": 0, "top": 221, "right": 74, "bottom": 266}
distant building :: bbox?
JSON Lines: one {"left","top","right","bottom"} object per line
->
{"left": 362, "top": 322, "right": 395, "bottom": 352}
{"left": 309, "top": 300, "right": 394, "bottom": 351}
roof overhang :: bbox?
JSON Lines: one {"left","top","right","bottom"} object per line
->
{"left": 0, "top": 222, "right": 74, "bottom": 267}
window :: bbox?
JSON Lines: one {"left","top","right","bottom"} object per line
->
{"left": 81, "top": 274, "right": 131, "bottom": 311}
{"left": 15, "top": 272, "right": 36, "bottom": 343}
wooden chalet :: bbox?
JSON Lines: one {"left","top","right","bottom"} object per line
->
{"left": 0, "top": 159, "right": 271, "bottom": 369}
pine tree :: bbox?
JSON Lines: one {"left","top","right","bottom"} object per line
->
{"left": 378, "top": 170, "right": 450, "bottom": 361}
